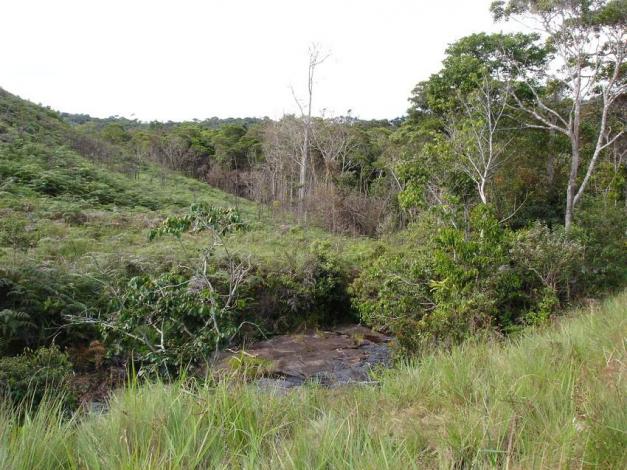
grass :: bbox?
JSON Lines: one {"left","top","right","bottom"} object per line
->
{"left": 0, "top": 83, "right": 372, "bottom": 272}
{"left": 0, "top": 136, "right": 374, "bottom": 273}
{"left": 1, "top": 291, "right": 625, "bottom": 469}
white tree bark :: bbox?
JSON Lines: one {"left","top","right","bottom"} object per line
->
{"left": 291, "top": 44, "right": 329, "bottom": 213}
{"left": 502, "top": 9, "right": 625, "bottom": 229}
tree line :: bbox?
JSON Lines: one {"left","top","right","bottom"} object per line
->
{"left": 69, "top": 1, "right": 624, "bottom": 239}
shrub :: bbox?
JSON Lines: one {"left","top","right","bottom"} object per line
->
{"left": 573, "top": 200, "right": 627, "bottom": 294}
{"left": 0, "top": 265, "right": 103, "bottom": 354}
{"left": 0, "top": 346, "right": 74, "bottom": 408}
{"left": 0, "top": 214, "right": 39, "bottom": 253}
{"left": 352, "top": 205, "right": 523, "bottom": 352}
{"left": 510, "top": 222, "right": 584, "bottom": 323}
{"left": 0, "top": 309, "right": 36, "bottom": 355}
{"left": 101, "top": 268, "right": 246, "bottom": 374}
{"left": 239, "top": 244, "right": 354, "bottom": 336}
{"left": 148, "top": 202, "right": 247, "bottom": 240}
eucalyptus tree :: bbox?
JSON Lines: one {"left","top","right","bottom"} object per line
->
{"left": 491, "top": 0, "right": 626, "bottom": 229}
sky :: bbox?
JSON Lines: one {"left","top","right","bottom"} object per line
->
{"left": 1, "top": 0, "right": 524, "bottom": 121}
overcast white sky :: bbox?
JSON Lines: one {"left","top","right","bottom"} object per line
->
{"left": 2, "top": 0, "right": 524, "bottom": 121}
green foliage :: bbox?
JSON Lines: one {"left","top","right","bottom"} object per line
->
{"left": 0, "top": 310, "right": 36, "bottom": 355}
{"left": 511, "top": 222, "right": 584, "bottom": 302}
{"left": 0, "top": 265, "right": 103, "bottom": 354}
{"left": 574, "top": 199, "right": 627, "bottom": 293}
{"left": 240, "top": 244, "right": 355, "bottom": 335}
{"left": 251, "top": 244, "right": 352, "bottom": 332}
{"left": 226, "top": 352, "right": 274, "bottom": 379}
{"left": 103, "top": 271, "right": 240, "bottom": 373}
{"left": 353, "top": 206, "right": 589, "bottom": 351}
{"left": 408, "top": 32, "right": 546, "bottom": 117}
{"left": 100, "top": 123, "right": 131, "bottom": 145}
{"left": 0, "top": 141, "right": 161, "bottom": 209}
{"left": 149, "top": 202, "right": 247, "bottom": 240}
{"left": 352, "top": 206, "right": 514, "bottom": 351}
{"left": 212, "top": 124, "right": 262, "bottom": 169}
{"left": 0, "top": 214, "right": 39, "bottom": 252}
{"left": 1, "top": 293, "right": 625, "bottom": 468}
{"left": 512, "top": 225, "right": 584, "bottom": 326}
{"left": 0, "top": 346, "right": 74, "bottom": 408}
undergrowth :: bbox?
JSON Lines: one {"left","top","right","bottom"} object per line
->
{"left": 0, "top": 291, "right": 625, "bottom": 469}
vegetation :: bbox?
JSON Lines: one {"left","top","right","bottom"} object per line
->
{"left": 0, "top": 346, "right": 73, "bottom": 409}
{"left": 0, "top": 86, "right": 367, "bottom": 368}
{"left": 0, "top": 292, "right": 625, "bottom": 468}
{"left": 0, "top": 0, "right": 625, "bottom": 465}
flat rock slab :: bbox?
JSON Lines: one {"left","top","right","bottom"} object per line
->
{"left": 219, "top": 325, "right": 392, "bottom": 388}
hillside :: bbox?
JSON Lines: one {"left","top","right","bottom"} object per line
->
{"left": 0, "top": 89, "right": 374, "bottom": 362}
{"left": 0, "top": 88, "right": 371, "bottom": 265}
{"left": 2, "top": 0, "right": 626, "bottom": 467}
{"left": 1, "top": 291, "right": 625, "bottom": 468}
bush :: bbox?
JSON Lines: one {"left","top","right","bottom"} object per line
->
{"left": 0, "top": 309, "right": 36, "bottom": 355}
{"left": 510, "top": 222, "right": 584, "bottom": 323}
{"left": 352, "top": 206, "right": 518, "bottom": 352}
{"left": 102, "top": 270, "right": 241, "bottom": 374}
{"left": 0, "top": 265, "right": 103, "bottom": 354}
{"left": 0, "top": 214, "right": 39, "bottom": 253}
{"left": 239, "top": 243, "right": 354, "bottom": 336}
{"left": 574, "top": 200, "right": 627, "bottom": 294}
{"left": 148, "top": 202, "right": 247, "bottom": 240}
{"left": 0, "top": 346, "right": 74, "bottom": 408}
{"left": 349, "top": 205, "right": 595, "bottom": 352}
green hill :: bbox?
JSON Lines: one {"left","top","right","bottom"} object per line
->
{"left": 0, "top": 89, "right": 373, "bottom": 358}
{"left": 0, "top": 88, "right": 369, "bottom": 263}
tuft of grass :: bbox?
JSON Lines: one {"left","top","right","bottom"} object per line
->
{"left": 1, "top": 291, "right": 625, "bottom": 468}
{"left": 226, "top": 352, "right": 275, "bottom": 379}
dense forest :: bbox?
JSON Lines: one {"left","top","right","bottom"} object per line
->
{"left": 0, "top": 1, "right": 626, "bottom": 468}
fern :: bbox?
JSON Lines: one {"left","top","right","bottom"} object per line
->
{"left": 0, "top": 309, "right": 35, "bottom": 337}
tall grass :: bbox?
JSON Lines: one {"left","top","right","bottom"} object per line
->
{"left": 1, "top": 292, "right": 625, "bottom": 469}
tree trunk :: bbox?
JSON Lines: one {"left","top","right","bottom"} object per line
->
{"left": 299, "top": 122, "right": 308, "bottom": 206}
{"left": 478, "top": 179, "right": 488, "bottom": 204}
{"left": 565, "top": 136, "right": 580, "bottom": 231}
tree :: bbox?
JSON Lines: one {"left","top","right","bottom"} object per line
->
{"left": 404, "top": 33, "right": 548, "bottom": 217}
{"left": 409, "top": 32, "right": 547, "bottom": 119}
{"left": 312, "top": 115, "right": 357, "bottom": 184}
{"left": 492, "top": 0, "right": 626, "bottom": 229}
{"left": 444, "top": 74, "right": 512, "bottom": 204}
{"left": 291, "top": 44, "right": 329, "bottom": 211}
{"left": 260, "top": 116, "right": 304, "bottom": 204}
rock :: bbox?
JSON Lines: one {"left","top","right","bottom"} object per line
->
{"left": 217, "top": 324, "right": 392, "bottom": 389}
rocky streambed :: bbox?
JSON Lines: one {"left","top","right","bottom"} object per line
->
{"left": 79, "top": 325, "right": 392, "bottom": 411}
{"left": 218, "top": 325, "right": 393, "bottom": 390}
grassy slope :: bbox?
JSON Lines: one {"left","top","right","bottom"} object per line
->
{"left": 0, "top": 88, "right": 373, "bottom": 276}
{"left": 1, "top": 291, "right": 625, "bottom": 469}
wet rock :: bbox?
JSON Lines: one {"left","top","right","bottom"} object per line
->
{"left": 218, "top": 325, "right": 392, "bottom": 388}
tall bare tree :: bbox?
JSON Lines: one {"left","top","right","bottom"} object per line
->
{"left": 291, "top": 44, "right": 329, "bottom": 211}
